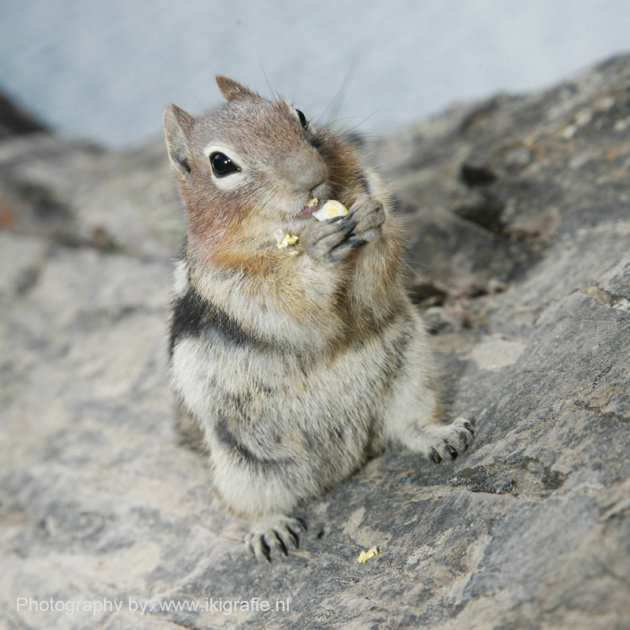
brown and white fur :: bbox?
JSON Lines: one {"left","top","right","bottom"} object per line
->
{"left": 163, "top": 77, "right": 473, "bottom": 561}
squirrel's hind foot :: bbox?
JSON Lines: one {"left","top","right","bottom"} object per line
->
{"left": 245, "top": 514, "right": 307, "bottom": 563}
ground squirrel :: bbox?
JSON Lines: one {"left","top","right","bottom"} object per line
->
{"left": 163, "top": 76, "right": 474, "bottom": 561}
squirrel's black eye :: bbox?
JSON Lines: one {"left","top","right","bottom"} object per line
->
{"left": 210, "top": 152, "right": 240, "bottom": 177}
{"left": 296, "top": 109, "right": 308, "bottom": 130}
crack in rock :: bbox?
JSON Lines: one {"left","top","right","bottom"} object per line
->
{"left": 450, "top": 458, "right": 567, "bottom": 498}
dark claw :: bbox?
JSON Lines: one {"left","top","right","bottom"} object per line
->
{"left": 273, "top": 530, "right": 288, "bottom": 556}
{"left": 430, "top": 447, "right": 442, "bottom": 464}
{"left": 338, "top": 219, "right": 356, "bottom": 235}
{"left": 346, "top": 235, "right": 367, "bottom": 248}
{"left": 260, "top": 537, "right": 271, "bottom": 563}
{"left": 445, "top": 445, "right": 458, "bottom": 460}
{"left": 296, "top": 517, "right": 308, "bottom": 531}
{"left": 286, "top": 527, "right": 300, "bottom": 549}
{"left": 319, "top": 214, "right": 355, "bottom": 235}
{"left": 459, "top": 431, "right": 470, "bottom": 447}
{"left": 464, "top": 421, "right": 474, "bottom": 433}
{"left": 345, "top": 234, "right": 367, "bottom": 250}
{"left": 328, "top": 240, "right": 363, "bottom": 263}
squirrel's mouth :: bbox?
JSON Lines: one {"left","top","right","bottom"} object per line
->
{"left": 300, "top": 196, "right": 321, "bottom": 218}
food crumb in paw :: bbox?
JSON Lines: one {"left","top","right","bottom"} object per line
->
{"left": 357, "top": 547, "right": 380, "bottom": 563}
{"left": 313, "top": 200, "right": 349, "bottom": 221}
{"left": 306, "top": 196, "right": 319, "bottom": 208}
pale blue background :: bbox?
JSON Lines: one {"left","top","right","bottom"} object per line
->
{"left": 1, "top": 0, "right": 629, "bottom": 148}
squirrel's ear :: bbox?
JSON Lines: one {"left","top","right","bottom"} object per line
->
{"left": 162, "top": 104, "right": 194, "bottom": 177}
{"left": 216, "top": 75, "right": 258, "bottom": 101}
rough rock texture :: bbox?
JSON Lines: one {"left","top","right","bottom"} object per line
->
{"left": 1, "top": 56, "right": 630, "bottom": 629}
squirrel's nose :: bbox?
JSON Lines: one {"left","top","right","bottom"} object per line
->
{"left": 283, "top": 148, "right": 328, "bottom": 193}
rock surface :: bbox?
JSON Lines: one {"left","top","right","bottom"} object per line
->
{"left": 1, "top": 56, "right": 629, "bottom": 629}
{"left": 0, "top": 91, "right": 47, "bottom": 140}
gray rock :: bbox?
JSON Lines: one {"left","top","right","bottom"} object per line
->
{"left": 0, "top": 91, "right": 47, "bottom": 139}
{"left": 1, "top": 55, "right": 629, "bottom": 629}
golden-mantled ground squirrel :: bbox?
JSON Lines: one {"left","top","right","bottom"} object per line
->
{"left": 163, "top": 76, "right": 474, "bottom": 561}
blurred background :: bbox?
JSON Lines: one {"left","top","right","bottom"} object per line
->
{"left": 1, "top": 0, "right": 629, "bottom": 149}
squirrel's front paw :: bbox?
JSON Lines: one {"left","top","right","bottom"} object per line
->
{"left": 245, "top": 514, "right": 307, "bottom": 562}
{"left": 301, "top": 195, "right": 385, "bottom": 264}
{"left": 406, "top": 416, "right": 475, "bottom": 463}
{"left": 347, "top": 193, "right": 386, "bottom": 245}
{"left": 301, "top": 213, "right": 359, "bottom": 264}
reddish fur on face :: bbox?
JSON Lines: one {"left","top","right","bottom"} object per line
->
{"left": 181, "top": 176, "right": 255, "bottom": 270}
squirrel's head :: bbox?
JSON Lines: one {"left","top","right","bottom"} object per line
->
{"left": 162, "top": 76, "right": 363, "bottom": 267}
